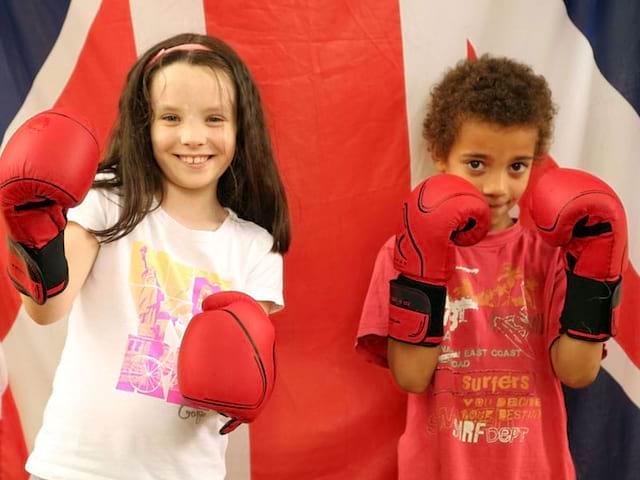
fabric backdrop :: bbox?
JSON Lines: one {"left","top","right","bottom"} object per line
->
{"left": 1, "top": 1, "right": 638, "bottom": 479}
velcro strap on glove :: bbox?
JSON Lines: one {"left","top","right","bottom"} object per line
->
{"left": 219, "top": 416, "right": 242, "bottom": 435}
{"left": 388, "top": 274, "right": 446, "bottom": 346}
{"left": 6, "top": 229, "right": 68, "bottom": 305}
{"left": 560, "top": 269, "right": 622, "bottom": 342}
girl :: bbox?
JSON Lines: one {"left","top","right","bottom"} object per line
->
{"left": 7, "top": 32, "right": 290, "bottom": 479}
{"left": 356, "top": 55, "right": 625, "bottom": 479}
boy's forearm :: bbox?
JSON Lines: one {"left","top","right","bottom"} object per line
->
{"left": 388, "top": 339, "right": 441, "bottom": 393}
{"left": 550, "top": 334, "right": 603, "bottom": 388}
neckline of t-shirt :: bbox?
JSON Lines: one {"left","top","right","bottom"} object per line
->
{"left": 475, "top": 220, "right": 524, "bottom": 247}
{"left": 155, "top": 205, "right": 236, "bottom": 241}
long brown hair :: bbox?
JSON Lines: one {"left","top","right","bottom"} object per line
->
{"left": 93, "top": 33, "right": 290, "bottom": 253}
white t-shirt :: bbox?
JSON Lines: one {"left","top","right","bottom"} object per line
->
{"left": 26, "top": 188, "right": 283, "bottom": 480}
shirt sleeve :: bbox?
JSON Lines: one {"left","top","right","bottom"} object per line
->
{"left": 244, "top": 232, "right": 284, "bottom": 313}
{"left": 66, "top": 188, "right": 118, "bottom": 232}
{"left": 355, "top": 236, "right": 399, "bottom": 368}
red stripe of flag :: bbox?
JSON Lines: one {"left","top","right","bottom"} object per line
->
{"left": 201, "top": 1, "right": 409, "bottom": 478}
{"left": 54, "top": 0, "right": 138, "bottom": 147}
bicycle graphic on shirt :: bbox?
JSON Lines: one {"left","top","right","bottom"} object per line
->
{"left": 125, "top": 338, "right": 179, "bottom": 394}
{"left": 119, "top": 296, "right": 194, "bottom": 399}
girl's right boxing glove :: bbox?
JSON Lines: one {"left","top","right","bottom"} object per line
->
{"left": 0, "top": 110, "right": 99, "bottom": 304}
{"left": 389, "top": 174, "right": 490, "bottom": 346}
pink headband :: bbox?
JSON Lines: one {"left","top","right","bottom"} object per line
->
{"left": 145, "top": 43, "right": 212, "bottom": 71}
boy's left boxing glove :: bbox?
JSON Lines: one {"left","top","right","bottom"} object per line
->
{"left": 529, "top": 167, "right": 628, "bottom": 341}
{"left": 0, "top": 110, "right": 100, "bottom": 304}
{"left": 178, "top": 291, "right": 276, "bottom": 435}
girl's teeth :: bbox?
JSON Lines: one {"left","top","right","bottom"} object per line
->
{"left": 179, "top": 155, "right": 209, "bottom": 164}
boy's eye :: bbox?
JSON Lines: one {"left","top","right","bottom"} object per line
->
{"left": 511, "top": 162, "right": 529, "bottom": 172}
{"left": 468, "top": 160, "right": 483, "bottom": 170}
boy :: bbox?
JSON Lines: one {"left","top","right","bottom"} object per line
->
{"left": 356, "top": 55, "right": 626, "bottom": 479}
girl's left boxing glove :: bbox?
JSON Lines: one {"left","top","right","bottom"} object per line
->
{"left": 178, "top": 291, "right": 276, "bottom": 435}
{"left": 0, "top": 110, "right": 100, "bottom": 304}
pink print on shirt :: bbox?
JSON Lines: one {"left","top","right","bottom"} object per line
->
{"left": 115, "top": 241, "right": 230, "bottom": 404}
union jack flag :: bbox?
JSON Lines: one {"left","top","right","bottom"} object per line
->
{"left": 1, "top": 1, "right": 638, "bottom": 479}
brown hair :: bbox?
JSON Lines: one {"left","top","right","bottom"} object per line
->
{"left": 93, "top": 33, "right": 291, "bottom": 253}
{"left": 423, "top": 54, "right": 557, "bottom": 161}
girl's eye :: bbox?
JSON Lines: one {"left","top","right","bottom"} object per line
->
{"left": 207, "top": 116, "right": 224, "bottom": 123}
{"left": 161, "top": 114, "right": 178, "bottom": 122}
{"left": 468, "top": 160, "right": 483, "bottom": 170}
{"left": 511, "top": 162, "right": 528, "bottom": 172}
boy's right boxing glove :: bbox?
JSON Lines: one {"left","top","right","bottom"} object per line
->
{"left": 389, "top": 174, "right": 490, "bottom": 346}
{"left": 0, "top": 110, "right": 99, "bottom": 304}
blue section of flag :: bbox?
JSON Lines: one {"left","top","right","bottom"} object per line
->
{"left": 0, "top": 0, "right": 71, "bottom": 140}
{"left": 564, "top": 368, "right": 640, "bottom": 480}
{"left": 563, "top": 0, "right": 640, "bottom": 115}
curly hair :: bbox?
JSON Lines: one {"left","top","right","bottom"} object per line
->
{"left": 423, "top": 54, "right": 557, "bottom": 161}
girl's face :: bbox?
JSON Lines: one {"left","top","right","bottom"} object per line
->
{"left": 434, "top": 119, "right": 538, "bottom": 232}
{"left": 150, "top": 62, "right": 237, "bottom": 198}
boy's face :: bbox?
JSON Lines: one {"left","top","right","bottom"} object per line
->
{"left": 434, "top": 119, "right": 538, "bottom": 231}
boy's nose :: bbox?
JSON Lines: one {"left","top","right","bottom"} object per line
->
{"left": 482, "top": 172, "right": 508, "bottom": 197}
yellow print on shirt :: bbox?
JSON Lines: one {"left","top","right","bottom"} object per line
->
{"left": 115, "top": 241, "right": 231, "bottom": 404}
{"left": 451, "top": 263, "right": 540, "bottom": 314}
{"left": 443, "top": 262, "right": 543, "bottom": 358}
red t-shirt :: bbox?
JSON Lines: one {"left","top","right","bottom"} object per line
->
{"left": 356, "top": 222, "right": 576, "bottom": 480}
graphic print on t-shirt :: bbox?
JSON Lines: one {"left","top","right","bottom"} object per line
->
{"left": 115, "top": 241, "right": 231, "bottom": 404}
{"left": 432, "top": 262, "right": 546, "bottom": 445}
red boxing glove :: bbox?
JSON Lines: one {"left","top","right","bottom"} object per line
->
{"left": 178, "top": 291, "right": 276, "bottom": 435}
{"left": 389, "top": 174, "right": 490, "bottom": 346}
{"left": 0, "top": 109, "right": 99, "bottom": 304}
{"left": 529, "top": 167, "right": 628, "bottom": 341}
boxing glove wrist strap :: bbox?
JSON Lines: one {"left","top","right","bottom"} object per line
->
{"left": 388, "top": 274, "right": 446, "bottom": 346}
{"left": 7, "top": 230, "right": 68, "bottom": 305}
{"left": 560, "top": 269, "right": 622, "bottom": 342}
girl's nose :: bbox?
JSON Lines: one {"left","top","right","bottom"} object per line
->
{"left": 180, "top": 123, "right": 206, "bottom": 146}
